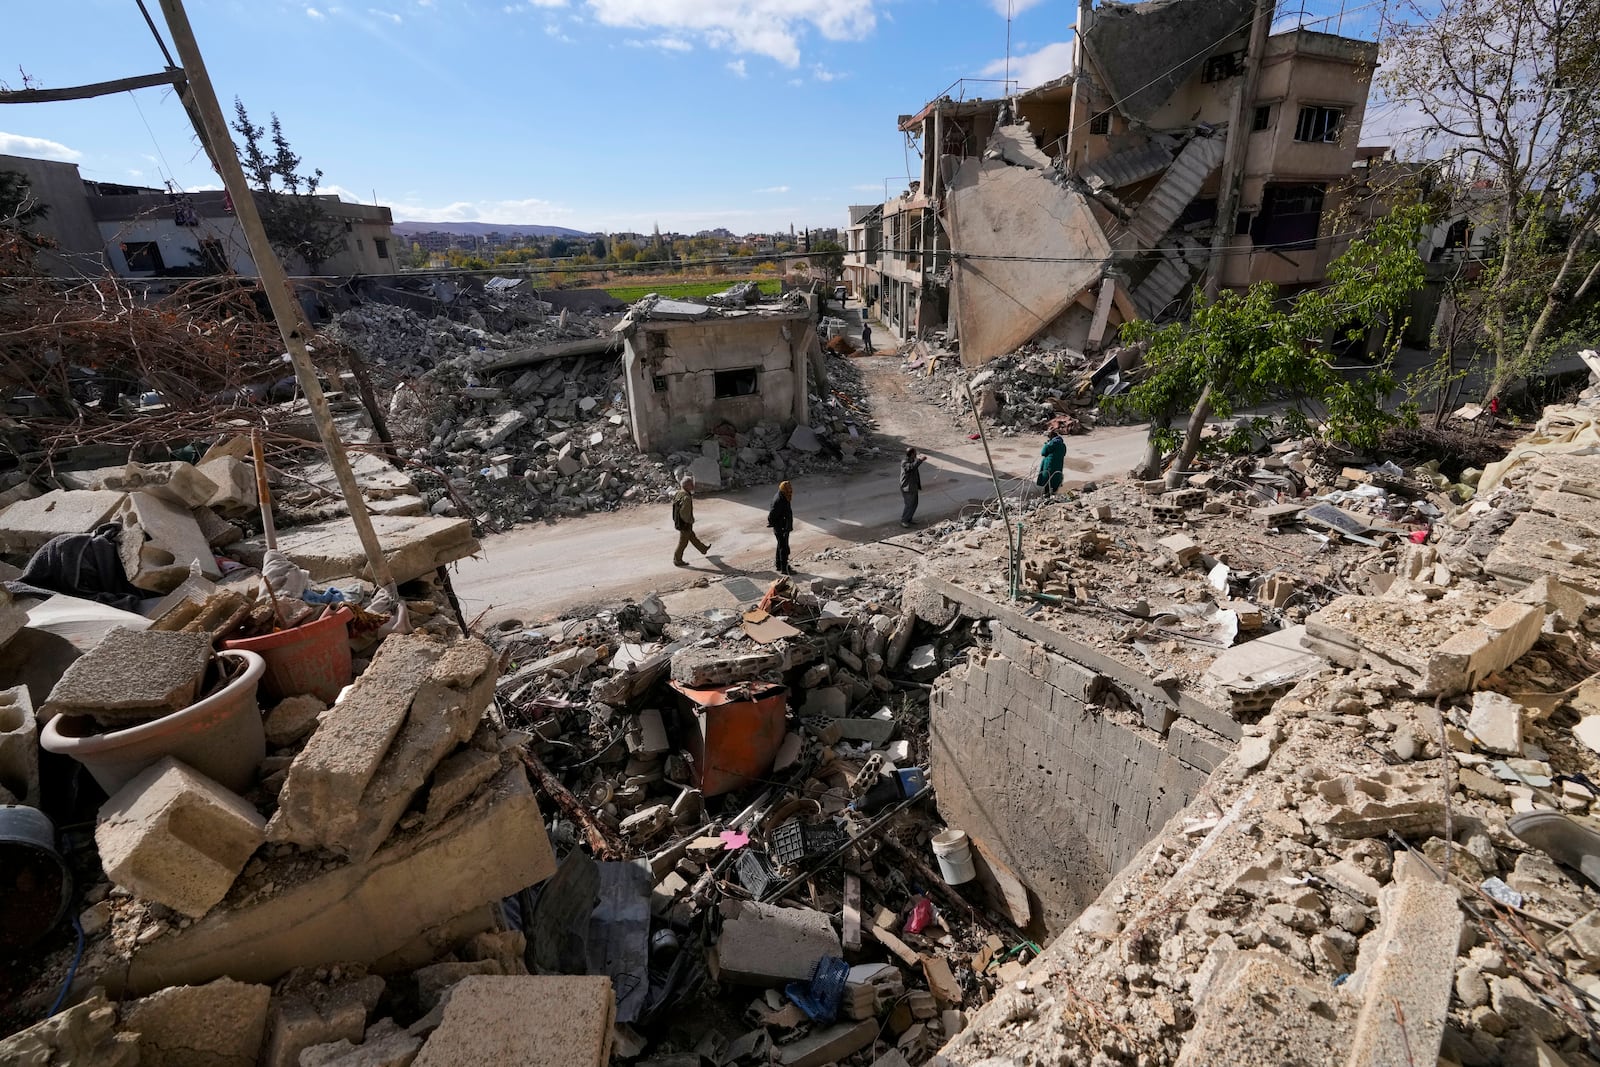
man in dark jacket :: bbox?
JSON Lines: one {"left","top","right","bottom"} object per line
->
{"left": 900, "top": 447, "right": 926, "bottom": 527}
{"left": 767, "top": 480, "right": 795, "bottom": 574}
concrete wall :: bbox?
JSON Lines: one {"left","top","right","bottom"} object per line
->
{"left": 0, "top": 154, "right": 107, "bottom": 276}
{"left": 621, "top": 314, "right": 809, "bottom": 453}
{"left": 931, "top": 628, "right": 1214, "bottom": 933}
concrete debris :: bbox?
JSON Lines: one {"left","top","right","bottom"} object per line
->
{"left": 411, "top": 976, "right": 614, "bottom": 1067}
{"left": 119, "top": 976, "right": 271, "bottom": 1067}
{"left": 0, "top": 990, "right": 138, "bottom": 1065}
{"left": 41, "top": 626, "right": 213, "bottom": 725}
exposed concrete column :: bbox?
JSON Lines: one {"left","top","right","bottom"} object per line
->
{"left": 1064, "top": 0, "right": 1094, "bottom": 167}
{"left": 1086, "top": 274, "right": 1118, "bottom": 351}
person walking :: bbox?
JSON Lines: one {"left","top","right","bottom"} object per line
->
{"left": 900, "top": 446, "right": 926, "bottom": 527}
{"left": 671, "top": 476, "right": 712, "bottom": 566}
{"left": 861, "top": 321, "right": 874, "bottom": 356}
{"left": 1037, "top": 430, "right": 1066, "bottom": 496}
{"left": 767, "top": 480, "right": 795, "bottom": 574}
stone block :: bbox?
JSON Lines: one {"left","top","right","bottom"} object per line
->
{"left": 116, "top": 491, "right": 221, "bottom": 591}
{"left": 337, "top": 639, "right": 497, "bottom": 862}
{"left": 0, "top": 489, "right": 127, "bottom": 554}
{"left": 412, "top": 976, "right": 614, "bottom": 1067}
{"left": 270, "top": 635, "right": 446, "bottom": 849}
{"left": 197, "top": 456, "right": 258, "bottom": 516}
{"left": 0, "top": 684, "right": 40, "bottom": 805}
{"left": 264, "top": 694, "right": 327, "bottom": 747}
{"left": 43, "top": 626, "right": 213, "bottom": 727}
{"left": 235, "top": 515, "right": 480, "bottom": 585}
{"left": 121, "top": 976, "right": 271, "bottom": 1067}
{"left": 118, "top": 766, "right": 556, "bottom": 993}
{"left": 1435, "top": 601, "right": 1544, "bottom": 694}
{"left": 96, "top": 757, "right": 267, "bottom": 919}
{"left": 1465, "top": 690, "right": 1524, "bottom": 755}
{"left": 1169, "top": 718, "right": 1231, "bottom": 774}
{"left": 1157, "top": 533, "right": 1200, "bottom": 566}
{"left": 1345, "top": 881, "right": 1463, "bottom": 1065}
{"left": 0, "top": 990, "right": 138, "bottom": 1066}
{"left": 97, "top": 461, "right": 220, "bottom": 509}
{"left": 264, "top": 975, "right": 385, "bottom": 1067}
{"left": 714, "top": 900, "right": 842, "bottom": 984}
{"left": 688, "top": 455, "right": 722, "bottom": 490}
{"left": 300, "top": 1019, "right": 421, "bottom": 1067}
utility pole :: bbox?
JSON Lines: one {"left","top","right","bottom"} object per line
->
{"left": 157, "top": 0, "right": 402, "bottom": 598}
{"left": 1204, "top": 0, "right": 1274, "bottom": 300}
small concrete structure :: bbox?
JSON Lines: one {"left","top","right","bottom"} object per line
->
{"left": 412, "top": 976, "right": 615, "bottom": 1067}
{"left": 95, "top": 757, "right": 268, "bottom": 919}
{"left": 615, "top": 299, "right": 815, "bottom": 453}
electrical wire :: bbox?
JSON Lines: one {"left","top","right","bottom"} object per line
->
{"left": 46, "top": 914, "right": 87, "bottom": 1019}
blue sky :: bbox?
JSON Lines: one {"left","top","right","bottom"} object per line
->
{"left": 4, "top": 0, "right": 1379, "bottom": 234}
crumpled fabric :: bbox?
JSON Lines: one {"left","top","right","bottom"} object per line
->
{"left": 10, "top": 523, "right": 148, "bottom": 611}
{"left": 261, "top": 549, "right": 311, "bottom": 599}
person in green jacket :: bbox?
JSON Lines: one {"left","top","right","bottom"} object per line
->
{"left": 1037, "top": 431, "right": 1066, "bottom": 496}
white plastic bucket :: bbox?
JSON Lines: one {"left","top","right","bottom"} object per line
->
{"left": 931, "top": 828, "right": 977, "bottom": 885}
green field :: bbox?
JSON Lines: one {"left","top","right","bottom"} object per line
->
{"left": 603, "top": 279, "right": 776, "bottom": 303}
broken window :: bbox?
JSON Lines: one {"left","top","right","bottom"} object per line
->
{"left": 1293, "top": 105, "right": 1343, "bottom": 144}
{"left": 1089, "top": 110, "right": 1112, "bottom": 135}
{"left": 713, "top": 368, "right": 759, "bottom": 399}
{"left": 121, "top": 241, "right": 164, "bottom": 272}
{"left": 1252, "top": 104, "right": 1272, "bottom": 131}
{"left": 652, "top": 375, "right": 668, "bottom": 393}
{"left": 375, "top": 238, "right": 390, "bottom": 259}
{"left": 1250, "top": 183, "right": 1326, "bottom": 249}
{"left": 1202, "top": 51, "right": 1245, "bottom": 82}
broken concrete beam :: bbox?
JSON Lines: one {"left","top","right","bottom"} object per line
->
{"left": 411, "top": 976, "right": 614, "bottom": 1067}
{"left": 1343, "top": 880, "right": 1462, "bottom": 1067}
{"left": 0, "top": 684, "right": 40, "bottom": 806}
{"left": 116, "top": 491, "right": 222, "bottom": 591}
{"left": 714, "top": 899, "right": 842, "bottom": 984}
{"left": 95, "top": 757, "right": 267, "bottom": 919}
{"left": 0, "top": 990, "right": 138, "bottom": 1066}
{"left": 0, "top": 489, "right": 126, "bottom": 555}
{"left": 670, "top": 646, "right": 784, "bottom": 687}
{"left": 269, "top": 634, "right": 446, "bottom": 849}
{"left": 1434, "top": 601, "right": 1544, "bottom": 695}
{"left": 117, "top": 766, "right": 555, "bottom": 994}
{"left": 336, "top": 639, "right": 498, "bottom": 862}
{"left": 235, "top": 514, "right": 480, "bottom": 585}
{"left": 42, "top": 626, "right": 213, "bottom": 725}
{"left": 97, "top": 461, "right": 220, "bottom": 509}
{"left": 121, "top": 976, "right": 271, "bottom": 1067}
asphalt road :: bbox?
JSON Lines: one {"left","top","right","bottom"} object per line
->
{"left": 451, "top": 354, "right": 1149, "bottom": 626}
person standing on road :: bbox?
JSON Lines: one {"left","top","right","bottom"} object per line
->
{"left": 900, "top": 447, "right": 927, "bottom": 527}
{"left": 861, "top": 321, "right": 873, "bottom": 356}
{"left": 1038, "top": 430, "right": 1066, "bottom": 496}
{"left": 671, "top": 476, "right": 712, "bottom": 567}
{"left": 767, "top": 480, "right": 795, "bottom": 575}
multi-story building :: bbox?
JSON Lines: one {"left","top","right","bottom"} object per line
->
{"left": 849, "top": 0, "right": 1383, "bottom": 364}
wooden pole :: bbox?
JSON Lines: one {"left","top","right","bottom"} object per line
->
{"left": 156, "top": 0, "right": 400, "bottom": 596}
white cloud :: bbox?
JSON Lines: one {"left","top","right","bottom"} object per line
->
{"left": 0, "top": 132, "right": 81, "bottom": 161}
{"left": 980, "top": 40, "right": 1073, "bottom": 90}
{"left": 368, "top": 7, "right": 402, "bottom": 22}
{"left": 584, "top": 0, "right": 877, "bottom": 66}
{"left": 755, "top": 185, "right": 790, "bottom": 194}
{"left": 727, "top": 58, "right": 747, "bottom": 77}
{"left": 305, "top": 5, "right": 326, "bottom": 17}
{"left": 812, "top": 64, "right": 841, "bottom": 82}
{"left": 987, "top": 0, "right": 1047, "bottom": 14}
{"left": 386, "top": 195, "right": 574, "bottom": 225}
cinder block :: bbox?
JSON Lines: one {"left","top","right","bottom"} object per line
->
{"left": 1047, "top": 651, "right": 1104, "bottom": 703}
{"left": 96, "top": 757, "right": 267, "bottom": 919}
{"left": 197, "top": 456, "right": 259, "bottom": 516}
{"left": 115, "top": 491, "right": 221, "bottom": 592}
{"left": 715, "top": 899, "right": 842, "bottom": 984}
{"left": 412, "top": 976, "right": 615, "bottom": 1067}
{"left": 0, "top": 685, "right": 39, "bottom": 805}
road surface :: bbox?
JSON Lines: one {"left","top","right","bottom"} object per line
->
{"left": 451, "top": 354, "right": 1149, "bottom": 625}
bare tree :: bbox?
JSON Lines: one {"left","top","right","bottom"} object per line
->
{"left": 1380, "top": 0, "right": 1600, "bottom": 400}
{"left": 229, "top": 99, "right": 347, "bottom": 275}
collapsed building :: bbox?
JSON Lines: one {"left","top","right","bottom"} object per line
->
{"left": 846, "top": 0, "right": 1382, "bottom": 363}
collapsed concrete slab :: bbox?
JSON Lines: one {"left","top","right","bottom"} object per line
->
{"left": 95, "top": 757, "right": 268, "bottom": 919}
{"left": 235, "top": 514, "right": 479, "bottom": 585}
{"left": 0, "top": 489, "right": 127, "bottom": 554}
{"left": 42, "top": 626, "right": 213, "bottom": 725}
{"left": 271, "top": 635, "right": 496, "bottom": 860}
{"left": 411, "top": 976, "right": 615, "bottom": 1067}
{"left": 114, "top": 765, "right": 555, "bottom": 994}
{"left": 120, "top": 976, "right": 272, "bottom": 1067}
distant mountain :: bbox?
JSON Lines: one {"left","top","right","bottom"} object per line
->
{"left": 392, "top": 221, "right": 593, "bottom": 238}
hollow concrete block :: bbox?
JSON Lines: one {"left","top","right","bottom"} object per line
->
{"left": 0, "top": 684, "right": 39, "bottom": 805}
{"left": 96, "top": 757, "right": 267, "bottom": 919}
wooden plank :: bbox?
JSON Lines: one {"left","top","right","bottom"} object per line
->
{"left": 869, "top": 924, "right": 921, "bottom": 967}
{"left": 0, "top": 69, "right": 184, "bottom": 104}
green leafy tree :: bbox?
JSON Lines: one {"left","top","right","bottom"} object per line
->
{"left": 229, "top": 99, "right": 347, "bottom": 274}
{"left": 810, "top": 239, "right": 846, "bottom": 285}
{"left": 1116, "top": 204, "right": 1431, "bottom": 476}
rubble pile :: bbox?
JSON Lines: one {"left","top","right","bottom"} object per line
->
{"left": 332, "top": 300, "right": 878, "bottom": 531}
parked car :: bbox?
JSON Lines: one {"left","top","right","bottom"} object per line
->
{"left": 833, "top": 285, "right": 848, "bottom": 302}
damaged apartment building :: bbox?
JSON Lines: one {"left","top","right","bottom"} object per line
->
{"left": 845, "top": 0, "right": 1381, "bottom": 364}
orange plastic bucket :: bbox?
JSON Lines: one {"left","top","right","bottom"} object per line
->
{"left": 224, "top": 605, "right": 353, "bottom": 704}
